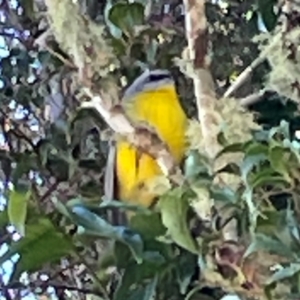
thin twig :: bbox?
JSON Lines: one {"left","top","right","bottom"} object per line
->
{"left": 224, "top": 56, "right": 266, "bottom": 98}
{"left": 239, "top": 90, "right": 266, "bottom": 107}
{"left": 224, "top": 34, "right": 282, "bottom": 98}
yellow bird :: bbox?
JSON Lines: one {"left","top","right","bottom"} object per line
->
{"left": 106, "top": 69, "right": 188, "bottom": 209}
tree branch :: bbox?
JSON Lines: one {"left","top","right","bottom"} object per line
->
{"left": 183, "top": 0, "right": 220, "bottom": 158}
{"left": 223, "top": 56, "right": 266, "bottom": 98}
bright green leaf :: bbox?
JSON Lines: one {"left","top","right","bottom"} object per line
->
{"left": 8, "top": 187, "right": 31, "bottom": 236}
{"left": 269, "top": 146, "right": 291, "bottom": 182}
{"left": 245, "top": 142, "right": 269, "bottom": 156}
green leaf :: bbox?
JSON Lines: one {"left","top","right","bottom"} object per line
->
{"left": 184, "top": 150, "right": 211, "bottom": 181}
{"left": 159, "top": 187, "right": 198, "bottom": 254}
{"left": 0, "top": 210, "right": 8, "bottom": 228}
{"left": 250, "top": 168, "right": 287, "bottom": 189}
{"left": 104, "top": 0, "right": 123, "bottom": 39}
{"left": 114, "top": 263, "right": 159, "bottom": 300}
{"left": 127, "top": 275, "right": 158, "bottom": 300}
{"left": 244, "top": 233, "right": 296, "bottom": 260}
{"left": 210, "top": 186, "right": 238, "bottom": 204}
{"left": 266, "top": 263, "right": 300, "bottom": 285}
{"left": 12, "top": 153, "right": 38, "bottom": 186}
{"left": 99, "top": 199, "right": 151, "bottom": 214}
{"left": 268, "top": 119, "right": 290, "bottom": 141}
{"left": 176, "top": 252, "right": 197, "bottom": 294}
{"left": 244, "top": 142, "right": 269, "bottom": 156}
{"left": 241, "top": 153, "right": 267, "bottom": 182}
{"left": 269, "top": 146, "right": 291, "bottom": 182}
{"left": 129, "top": 212, "right": 166, "bottom": 240}
{"left": 145, "top": 39, "right": 158, "bottom": 66}
{"left": 242, "top": 187, "right": 260, "bottom": 230}
{"left": 215, "top": 143, "right": 245, "bottom": 159}
{"left": 36, "top": 140, "right": 55, "bottom": 167}
{"left": 256, "top": 209, "right": 298, "bottom": 250}
{"left": 68, "top": 204, "right": 144, "bottom": 263}
{"left": 8, "top": 186, "right": 31, "bottom": 236}
{"left": 0, "top": 217, "right": 73, "bottom": 281}
{"left": 108, "top": 2, "right": 145, "bottom": 36}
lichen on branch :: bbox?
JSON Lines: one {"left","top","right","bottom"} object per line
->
{"left": 44, "top": 0, "right": 117, "bottom": 78}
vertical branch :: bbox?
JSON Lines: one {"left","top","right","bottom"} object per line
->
{"left": 183, "top": 0, "right": 238, "bottom": 241}
{"left": 183, "top": 0, "right": 220, "bottom": 158}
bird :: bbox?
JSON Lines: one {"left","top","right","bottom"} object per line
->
{"left": 106, "top": 69, "right": 188, "bottom": 210}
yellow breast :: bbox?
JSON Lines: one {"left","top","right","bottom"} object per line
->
{"left": 116, "top": 84, "right": 188, "bottom": 207}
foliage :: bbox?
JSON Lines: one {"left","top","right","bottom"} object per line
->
{"left": 0, "top": 0, "right": 300, "bottom": 300}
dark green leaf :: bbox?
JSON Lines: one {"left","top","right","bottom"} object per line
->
{"left": 216, "top": 143, "right": 245, "bottom": 159}
{"left": 104, "top": 0, "right": 123, "bottom": 39}
{"left": 176, "top": 252, "right": 197, "bottom": 294}
{"left": 108, "top": 2, "right": 145, "bottom": 36}
{"left": 129, "top": 212, "right": 166, "bottom": 239}
{"left": 114, "top": 263, "right": 159, "bottom": 300}
{"left": 257, "top": 0, "right": 279, "bottom": 32}
{"left": 19, "top": 0, "right": 35, "bottom": 19}
{"left": 99, "top": 199, "right": 151, "bottom": 214}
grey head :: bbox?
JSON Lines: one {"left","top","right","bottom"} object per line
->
{"left": 123, "top": 69, "right": 175, "bottom": 101}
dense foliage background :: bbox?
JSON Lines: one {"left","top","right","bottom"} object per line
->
{"left": 0, "top": 0, "right": 300, "bottom": 299}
